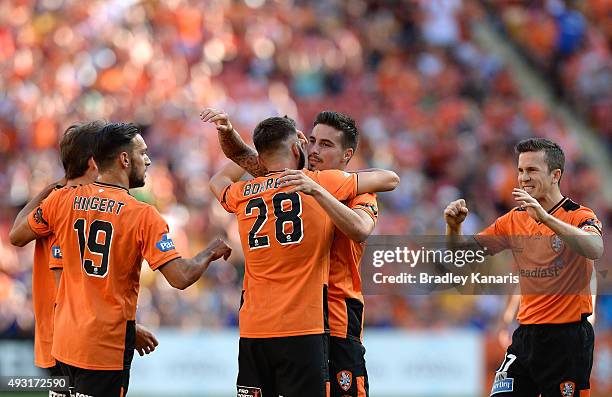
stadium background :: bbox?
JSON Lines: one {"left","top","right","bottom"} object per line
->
{"left": 0, "top": 0, "right": 610, "bottom": 396}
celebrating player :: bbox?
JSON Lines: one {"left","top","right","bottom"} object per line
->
{"left": 202, "top": 107, "right": 382, "bottom": 396}
{"left": 9, "top": 122, "right": 159, "bottom": 394}
{"left": 444, "top": 138, "right": 603, "bottom": 397}
{"left": 11, "top": 122, "right": 232, "bottom": 397}
{"left": 209, "top": 115, "right": 398, "bottom": 397}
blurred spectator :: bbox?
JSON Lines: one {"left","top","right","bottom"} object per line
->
{"left": 0, "top": 0, "right": 609, "bottom": 337}
{"left": 485, "top": 0, "right": 612, "bottom": 145}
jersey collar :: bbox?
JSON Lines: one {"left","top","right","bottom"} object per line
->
{"left": 94, "top": 182, "right": 130, "bottom": 193}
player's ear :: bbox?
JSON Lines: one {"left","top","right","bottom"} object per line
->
{"left": 88, "top": 157, "right": 98, "bottom": 172}
{"left": 343, "top": 148, "right": 354, "bottom": 164}
{"left": 290, "top": 141, "right": 300, "bottom": 157}
{"left": 120, "top": 152, "right": 130, "bottom": 168}
{"left": 552, "top": 168, "right": 562, "bottom": 185}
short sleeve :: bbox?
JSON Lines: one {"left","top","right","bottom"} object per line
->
{"left": 312, "top": 170, "right": 357, "bottom": 201}
{"left": 139, "top": 206, "right": 182, "bottom": 271}
{"left": 475, "top": 212, "right": 512, "bottom": 255}
{"left": 48, "top": 234, "right": 63, "bottom": 270}
{"left": 348, "top": 193, "right": 378, "bottom": 224}
{"left": 573, "top": 207, "right": 602, "bottom": 236}
{"left": 27, "top": 192, "right": 58, "bottom": 238}
{"left": 218, "top": 183, "right": 240, "bottom": 213}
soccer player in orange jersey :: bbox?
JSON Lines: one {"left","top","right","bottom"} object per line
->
{"left": 10, "top": 121, "right": 158, "bottom": 396}
{"left": 11, "top": 122, "right": 231, "bottom": 397}
{"left": 202, "top": 107, "right": 380, "bottom": 397}
{"left": 209, "top": 115, "right": 397, "bottom": 397}
{"left": 444, "top": 138, "right": 603, "bottom": 397}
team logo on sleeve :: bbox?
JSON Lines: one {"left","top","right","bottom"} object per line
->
{"left": 33, "top": 208, "right": 47, "bottom": 225}
{"left": 337, "top": 370, "right": 352, "bottom": 391}
{"left": 579, "top": 218, "right": 602, "bottom": 235}
{"left": 156, "top": 234, "right": 176, "bottom": 252}
{"left": 560, "top": 381, "right": 575, "bottom": 397}
{"left": 51, "top": 246, "right": 62, "bottom": 259}
{"left": 550, "top": 235, "right": 563, "bottom": 253}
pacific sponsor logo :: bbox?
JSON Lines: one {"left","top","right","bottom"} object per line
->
{"left": 52, "top": 246, "right": 62, "bottom": 259}
{"left": 156, "top": 234, "right": 176, "bottom": 252}
{"left": 490, "top": 377, "right": 514, "bottom": 395}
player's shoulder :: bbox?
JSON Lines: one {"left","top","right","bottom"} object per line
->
{"left": 308, "top": 168, "right": 352, "bottom": 182}
{"left": 495, "top": 206, "right": 525, "bottom": 225}
{"left": 558, "top": 197, "right": 595, "bottom": 216}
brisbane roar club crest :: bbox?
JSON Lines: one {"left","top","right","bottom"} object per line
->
{"left": 337, "top": 370, "right": 352, "bottom": 392}
{"left": 550, "top": 235, "right": 563, "bottom": 253}
{"left": 560, "top": 381, "right": 575, "bottom": 397}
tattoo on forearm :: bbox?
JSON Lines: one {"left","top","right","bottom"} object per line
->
{"left": 217, "top": 132, "right": 267, "bottom": 177}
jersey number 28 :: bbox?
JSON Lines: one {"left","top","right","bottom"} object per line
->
{"left": 246, "top": 192, "right": 303, "bottom": 249}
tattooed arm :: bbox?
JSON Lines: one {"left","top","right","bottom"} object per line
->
{"left": 200, "top": 108, "right": 268, "bottom": 177}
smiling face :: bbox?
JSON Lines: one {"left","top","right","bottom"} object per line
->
{"left": 128, "top": 134, "right": 151, "bottom": 188}
{"left": 517, "top": 151, "right": 561, "bottom": 200}
{"left": 307, "top": 124, "right": 353, "bottom": 171}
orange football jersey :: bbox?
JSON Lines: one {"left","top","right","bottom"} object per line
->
{"left": 477, "top": 197, "right": 602, "bottom": 324}
{"left": 219, "top": 169, "right": 357, "bottom": 338}
{"left": 28, "top": 182, "right": 181, "bottom": 370}
{"left": 31, "top": 234, "right": 62, "bottom": 368}
{"left": 328, "top": 193, "right": 378, "bottom": 341}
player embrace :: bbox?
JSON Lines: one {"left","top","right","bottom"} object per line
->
{"left": 444, "top": 138, "right": 603, "bottom": 397}
{"left": 205, "top": 110, "right": 399, "bottom": 397}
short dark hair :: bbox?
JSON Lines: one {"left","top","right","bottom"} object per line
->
{"left": 515, "top": 138, "right": 565, "bottom": 174}
{"left": 253, "top": 116, "right": 297, "bottom": 154}
{"left": 313, "top": 111, "right": 358, "bottom": 151}
{"left": 60, "top": 121, "right": 105, "bottom": 179}
{"left": 93, "top": 122, "right": 141, "bottom": 171}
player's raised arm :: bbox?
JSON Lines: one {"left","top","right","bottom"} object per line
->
{"left": 444, "top": 199, "right": 469, "bottom": 236}
{"left": 9, "top": 180, "right": 63, "bottom": 247}
{"left": 209, "top": 161, "right": 247, "bottom": 202}
{"left": 201, "top": 107, "right": 268, "bottom": 177}
{"left": 353, "top": 168, "right": 400, "bottom": 194}
{"left": 158, "top": 238, "right": 231, "bottom": 290}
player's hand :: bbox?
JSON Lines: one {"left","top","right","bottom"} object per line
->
{"left": 297, "top": 130, "right": 307, "bottom": 146}
{"left": 495, "top": 321, "right": 512, "bottom": 348}
{"left": 205, "top": 238, "right": 232, "bottom": 261}
{"left": 200, "top": 107, "right": 233, "bottom": 133}
{"left": 277, "top": 169, "right": 321, "bottom": 195}
{"left": 512, "top": 188, "right": 548, "bottom": 223}
{"left": 135, "top": 324, "right": 158, "bottom": 356}
{"left": 444, "top": 199, "right": 469, "bottom": 229}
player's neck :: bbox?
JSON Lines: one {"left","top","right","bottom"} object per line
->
{"left": 66, "top": 175, "right": 95, "bottom": 187}
{"left": 261, "top": 158, "right": 299, "bottom": 172}
{"left": 538, "top": 189, "right": 564, "bottom": 212}
{"left": 66, "top": 168, "right": 98, "bottom": 187}
{"left": 97, "top": 170, "right": 129, "bottom": 190}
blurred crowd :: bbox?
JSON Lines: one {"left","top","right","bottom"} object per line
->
{"left": 484, "top": 0, "right": 612, "bottom": 145}
{"left": 0, "top": 0, "right": 610, "bottom": 338}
